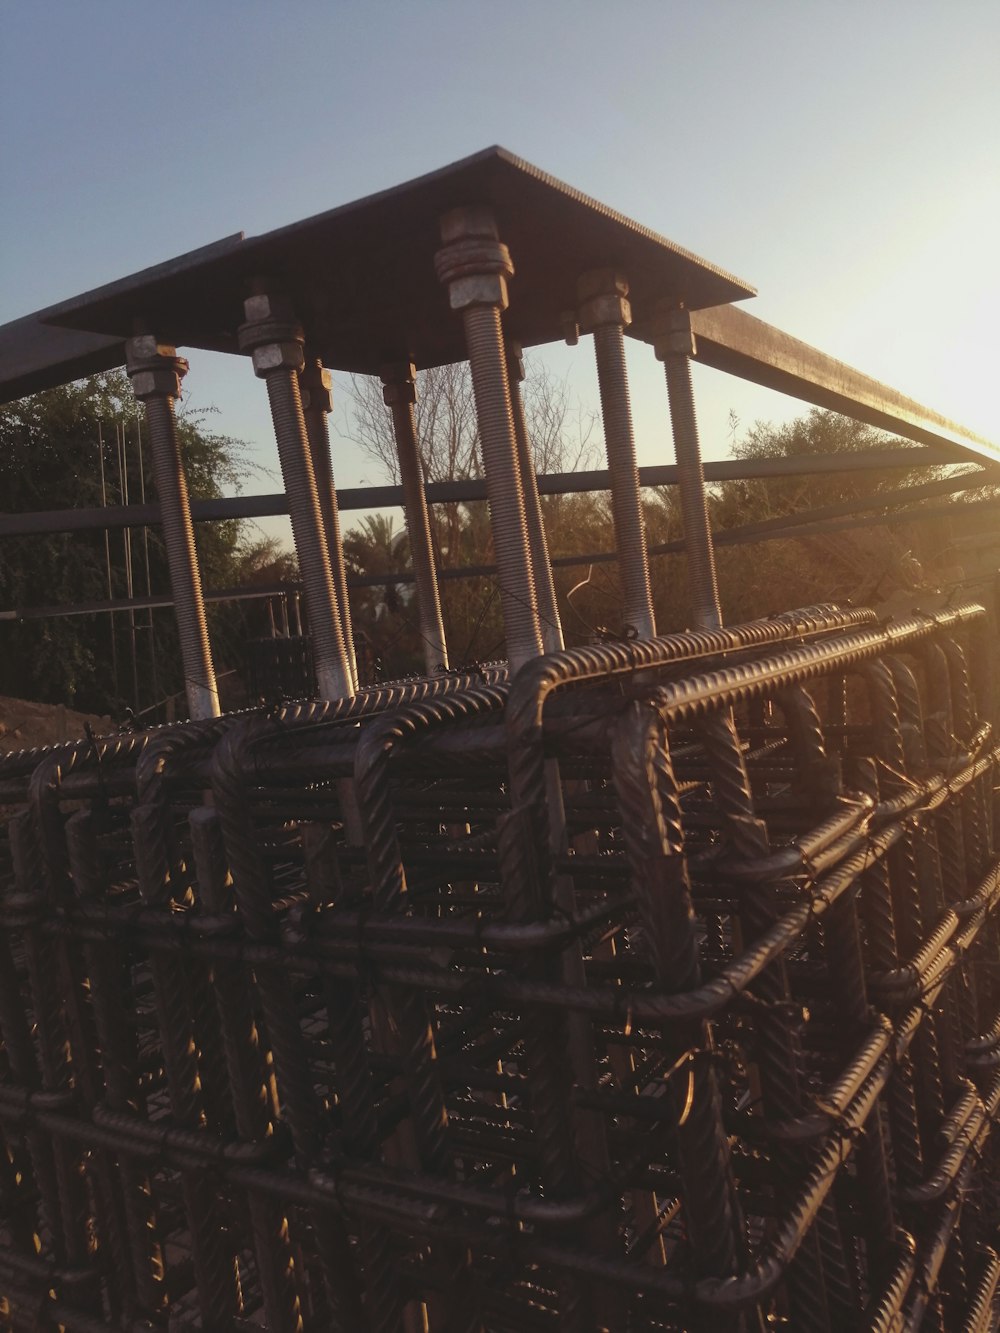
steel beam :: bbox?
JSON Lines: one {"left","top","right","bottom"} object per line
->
{"left": 682, "top": 304, "right": 996, "bottom": 461}
{"left": 0, "top": 448, "right": 965, "bottom": 540}
{"left": 8, "top": 487, "right": 997, "bottom": 623}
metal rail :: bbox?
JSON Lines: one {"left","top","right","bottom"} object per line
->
{"left": 0, "top": 446, "right": 972, "bottom": 540}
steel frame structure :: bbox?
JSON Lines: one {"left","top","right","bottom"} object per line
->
{"left": 1, "top": 149, "right": 999, "bottom": 1332}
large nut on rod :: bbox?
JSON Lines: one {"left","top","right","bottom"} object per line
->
{"left": 237, "top": 291, "right": 306, "bottom": 377}
{"left": 650, "top": 304, "right": 698, "bottom": 360}
{"left": 576, "top": 269, "right": 631, "bottom": 333}
{"left": 506, "top": 340, "right": 525, "bottom": 383}
{"left": 125, "top": 335, "right": 189, "bottom": 400}
{"left": 380, "top": 361, "right": 417, "bottom": 406}
{"left": 434, "top": 207, "right": 515, "bottom": 311}
{"left": 300, "top": 360, "right": 333, "bottom": 414}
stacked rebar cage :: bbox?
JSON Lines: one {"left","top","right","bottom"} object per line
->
{"left": 2, "top": 149, "right": 1000, "bottom": 1331}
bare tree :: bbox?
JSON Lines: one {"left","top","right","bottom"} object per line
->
{"left": 341, "top": 357, "right": 596, "bottom": 486}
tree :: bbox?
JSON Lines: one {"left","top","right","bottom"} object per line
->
{"left": 693, "top": 410, "right": 966, "bottom": 622}
{"left": 341, "top": 358, "right": 600, "bottom": 672}
{"left": 0, "top": 371, "right": 268, "bottom": 716}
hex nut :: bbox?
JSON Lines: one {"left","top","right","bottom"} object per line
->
{"left": 243, "top": 291, "right": 297, "bottom": 324}
{"left": 434, "top": 232, "right": 514, "bottom": 310}
{"left": 251, "top": 342, "right": 306, "bottom": 377}
{"left": 382, "top": 381, "right": 417, "bottom": 407}
{"left": 577, "top": 293, "right": 632, "bottom": 334}
{"left": 130, "top": 368, "right": 184, "bottom": 400}
{"left": 654, "top": 328, "right": 697, "bottom": 358}
{"left": 125, "top": 334, "right": 179, "bottom": 369}
{"left": 447, "top": 272, "right": 510, "bottom": 311}
{"left": 506, "top": 342, "right": 525, "bottom": 383}
{"left": 300, "top": 363, "right": 333, "bottom": 413}
{"left": 439, "top": 206, "right": 499, "bottom": 245}
{"left": 237, "top": 318, "right": 305, "bottom": 355}
{"left": 576, "top": 269, "right": 629, "bottom": 304}
{"left": 650, "top": 307, "right": 697, "bottom": 360}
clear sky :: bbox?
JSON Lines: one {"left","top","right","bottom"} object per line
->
{"left": 2, "top": 1, "right": 998, "bottom": 543}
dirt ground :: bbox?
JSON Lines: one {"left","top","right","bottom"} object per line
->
{"left": 0, "top": 695, "right": 113, "bottom": 755}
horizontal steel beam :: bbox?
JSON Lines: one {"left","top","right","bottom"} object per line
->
{"left": 7, "top": 491, "right": 997, "bottom": 622}
{"left": 0, "top": 447, "right": 961, "bottom": 539}
{"left": 684, "top": 304, "right": 997, "bottom": 462}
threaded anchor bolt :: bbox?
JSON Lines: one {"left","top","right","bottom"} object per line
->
{"left": 505, "top": 341, "right": 563, "bottom": 653}
{"left": 578, "top": 269, "right": 656, "bottom": 640}
{"left": 435, "top": 208, "right": 543, "bottom": 671}
{"left": 300, "top": 355, "right": 358, "bottom": 689}
{"left": 651, "top": 304, "right": 723, "bottom": 632}
{"left": 239, "top": 292, "right": 354, "bottom": 700}
{"left": 125, "top": 335, "right": 220, "bottom": 721}
{"left": 380, "top": 362, "right": 449, "bottom": 674}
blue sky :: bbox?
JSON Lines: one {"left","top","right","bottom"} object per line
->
{"left": 2, "top": 1, "right": 997, "bottom": 545}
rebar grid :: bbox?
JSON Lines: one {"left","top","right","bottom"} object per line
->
{"left": 1, "top": 603, "right": 1000, "bottom": 1331}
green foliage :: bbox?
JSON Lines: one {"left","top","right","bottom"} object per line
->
{"left": 708, "top": 410, "right": 958, "bottom": 619}
{"left": 341, "top": 406, "right": 971, "bottom": 678}
{"left": 0, "top": 371, "right": 269, "bottom": 716}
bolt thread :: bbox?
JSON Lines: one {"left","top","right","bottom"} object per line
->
{"left": 508, "top": 369, "right": 563, "bottom": 652}
{"left": 389, "top": 397, "right": 450, "bottom": 671}
{"left": 461, "top": 304, "right": 543, "bottom": 670}
{"left": 662, "top": 352, "right": 722, "bottom": 632}
{"left": 302, "top": 374, "right": 358, "bottom": 687}
{"left": 264, "top": 368, "right": 354, "bottom": 700}
{"left": 592, "top": 323, "right": 655, "bottom": 639}
{"left": 141, "top": 394, "right": 220, "bottom": 719}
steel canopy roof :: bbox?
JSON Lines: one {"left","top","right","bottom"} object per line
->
{"left": 35, "top": 147, "right": 755, "bottom": 376}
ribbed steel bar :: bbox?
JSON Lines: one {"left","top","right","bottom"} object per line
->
{"left": 380, "top": 361, "right": 450, "bottom": 673}
{"left": 210, "top": 721, "right": 367, "bottom": 1330}
{"left": 610, "top": 703, "right": 746, "bottom": 1291}
{"left": 187, "top": 807, "right": 304, "bottom": 1332}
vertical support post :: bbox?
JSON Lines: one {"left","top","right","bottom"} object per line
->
{"left": 578, "top": 270, "right": 656, "bottom": 640}
{"left": 125, "top": 336, "right": 220, "bottom": 721}
{"left": 434, "top": 207, "right": 544, "bottom": 672}
{"left": 300, "top": 356, "right": 358, "bottom": 688}
{"left": 238, "top": 290, "right": 354, "bottom": 701}
{"left": 652, "top": 305, "right": 723, "bottom": 632}
{"left": 379, "top": 362, "right": 449, "bottom": 674}
{"left": 506, "top": 341, "right": 564, "bottom": 652}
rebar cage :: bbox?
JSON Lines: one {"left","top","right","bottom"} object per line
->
{"left": 2, "top": 149, "right": 1000, "bottom": 1331}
